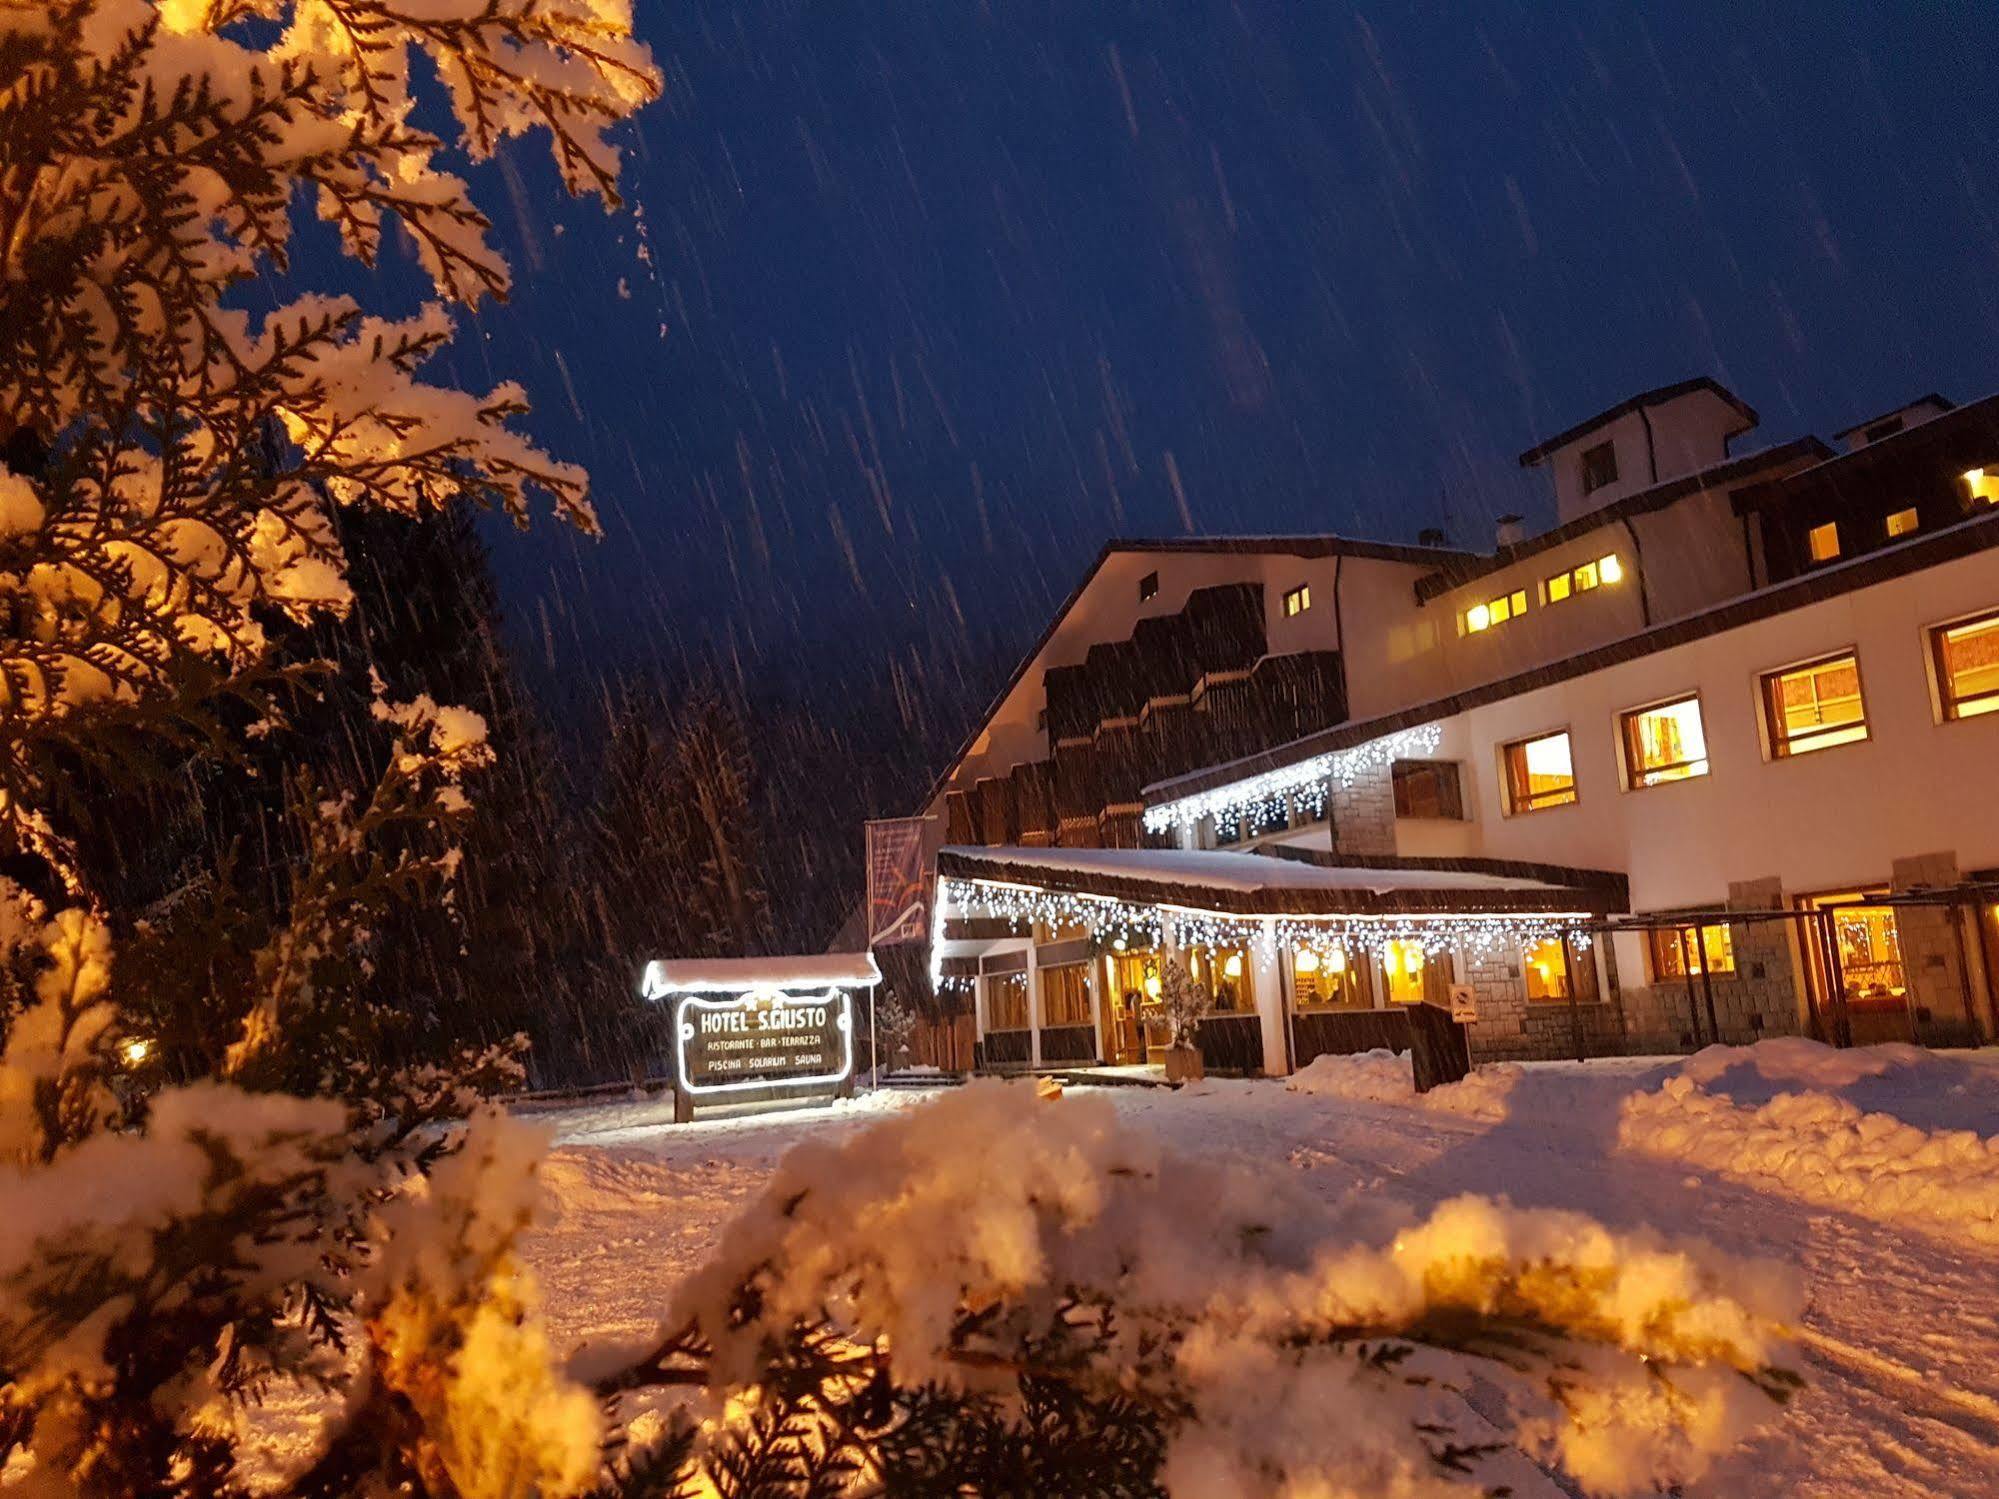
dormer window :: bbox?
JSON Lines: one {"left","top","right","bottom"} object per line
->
{"left": 1138, "top": 570, "right": 1159, "bottom": 602}
{"left": 1282, "top": 584, "right": 1311, "bottom": 617}
{"left": 1580, "top": 440, "right": 1618, "bottom": 495}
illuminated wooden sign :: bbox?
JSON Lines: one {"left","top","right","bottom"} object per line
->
{"left": 672, "top": 988, "right": 854, "bottom": 1109}
{"left": 641, "top": 953, "right": 877, "bottom": 1122}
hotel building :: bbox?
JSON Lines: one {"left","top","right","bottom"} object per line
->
{"left": 880, "top": 380, "right": 1999, "bottom": 1073}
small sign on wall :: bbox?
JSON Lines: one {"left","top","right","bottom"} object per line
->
{"left": 1448, "top": 984, "right": 1478, "bottom": 1025}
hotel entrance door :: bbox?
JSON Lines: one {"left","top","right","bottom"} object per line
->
{"left": 1103, "top": 949, "right": 1158, "bottom": 1065}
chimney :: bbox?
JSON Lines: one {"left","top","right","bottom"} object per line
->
{"left": 1416, "top": 526, "right": 1449, "bottom": 548}
{"left": 1496, "top": 513, "right": 1526, "bottom": 549}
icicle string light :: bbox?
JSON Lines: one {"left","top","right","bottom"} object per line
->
{"left": 1142, "top": 725, "right": 1445, "bottom": 835}
{"left": 931, "top": 876, "right": 1589, "bottom": 992}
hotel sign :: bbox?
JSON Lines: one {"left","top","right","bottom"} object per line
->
{"left": 674, "top": 988, "right": 854, "bottom": 1099}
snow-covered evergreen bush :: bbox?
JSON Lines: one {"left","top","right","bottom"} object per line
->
{"left": 590, "top": 1080, "right": 1802, "bottom": 1497}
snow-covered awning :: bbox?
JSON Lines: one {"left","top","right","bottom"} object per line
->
{"left": 936, "top": 845, "right": 1624, "bottom": 917}
{"left": 641, "top": 951, "right": 881, "bottom": 999}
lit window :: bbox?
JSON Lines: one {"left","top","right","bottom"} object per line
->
{"left": 1464, "top": 589, "right": 1527, "bottom": 635}
{"left": 1189, "top": 945, "right": 1250, "bottom": 1013}
{"left": 1649, "top": 924, "right": 1735, "bottom": 979}
{"left": 1283, "top": 583, "right": 1311, "bottom": 617}
{"left": 1391, "top": 760, "right": 1463, "bottom": 819}
{"left": 1581, "top": 440, "right": 1618, "bottom": 494}
{"left": 1965, "top": 468, "right": 1999, "bottom": 506}
{"left": 1807, "top": 522, "right": 1840, "bottom": 563}
{"left": 1522, "top": 936, "right": 1595, "bottom": 1003}
{"left": 1502, "top": 730, "right": 1577, "bottom": 812}
{"left": 1932, "top": 609, "right": 1999, "bottom": 721}
{"left": 1545, "top": 554, "right": 1624, "bottom": 603}
{"left": 1886, "top": 508, "right": 1920, "bottom": 539}
{"left": 1292, "top": 945, "right": 1370, "bottom": 1010}
{"left": 1620, "top": 695, "right": 1709, "bottom": 787}
{"left": 1138, "top": 570, "right": 1159, "bottom": 602}
{"left": 1802, "top": 892, "right": 1906, "bottom": 1003}
{"left": 1762, "top": 651, "right": 1867, "bottom": 757}
{"left": 1380, "top": 940, "right": 1439, "bottom": 1005}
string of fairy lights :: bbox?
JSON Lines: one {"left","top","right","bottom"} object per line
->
{"left": 929, "top": 873, "right": 1590, "bottom": 992}
{"left": 1140, "top": 724, "right": 1446, "bottom": 837}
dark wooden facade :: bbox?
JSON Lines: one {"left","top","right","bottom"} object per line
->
{"left": 1739, "top": 394, "right": 1999, "bottom": 584}
{"left": 944, "top": 583, "right": 1348, "bottom": 850}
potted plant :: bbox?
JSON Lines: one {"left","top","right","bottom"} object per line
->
{"left": 1156, "top": 956, "right": 1213, "bottom": 1084}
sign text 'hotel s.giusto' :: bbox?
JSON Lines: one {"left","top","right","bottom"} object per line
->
{"left": 674, "top": 989, "right": 853, "bottom": 1096}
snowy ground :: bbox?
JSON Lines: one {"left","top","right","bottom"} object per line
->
{"left": 522, "top": 1047, "right": 1999, "bottom": 1497}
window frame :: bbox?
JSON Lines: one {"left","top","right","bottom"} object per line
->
{"left": 1137, "top": 570, "right": 1160, "bottom": 602}
{"left": 1928, "top": 606, "right": 1999, "bottom": 724}
{"left": 982, "top": 970, "right": 1030, "bottom": 1032}
{"left": 1039, "top": 961, "right": 1094, "bottom": 1028}
{"left": 1521, "top": 934, "right": 1600, "bottom": 1005}
{"left": 1647, "top": 923, "right": 1737, "bottom": 981}
{"left": 1282, "top": 583, "right": 1311, "bottom": 617}
{"left": 1806, "top": 521, "right": 1840, "bottom": 565}
{"left": 1580, "top": 440, "right": 1618, "bottom": 495}
{"left": 1758, "top": 647, "right": 1870, "bottom": 760}
{"left": 1390, "top": 759, "right": 1464, "bottom": 821}
{"left": 1885, "top": 507, "right": 1920, "bottom": 540}
{"left": 1617, "top": 692, "right": 1711, "bottom": 789}
{"left": 1500, "top": 728, "right": 1578, "bottom": 815}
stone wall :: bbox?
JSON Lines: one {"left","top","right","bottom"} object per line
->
{"left": 1458, "top": 940, "right": 1629, "bottom": 1063}
{"left": 1329, "top": 761, "right": 1397, "bottom": 856}
{"left": 1891, "top": 852, "right": 1986, "bottom": 1047}
{"left": 1614, "top": 876, "right": 1807, "bottom": 1053}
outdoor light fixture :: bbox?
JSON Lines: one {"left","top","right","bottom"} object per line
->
{"left": 1223, "top": 952, "right": 1243, "bottom": 979}
{"left": 1599, "top": 553, "right": 1624, "bottom": 584}
{"left": 120, "top": 1037, "right": 152, "bottom": 1067}
{"left": 1293, "top": 948, "right": 1319, "bottom": 974}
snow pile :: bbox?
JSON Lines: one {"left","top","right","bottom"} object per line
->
{"left": 673, "top": 1079, "right": 1799, "bottom": 1496}
{"left": 1287, "top": 1048, "right": 1521, "bottom": 1120}
{"left": 1621, "top": 1061, "right": 1999, "bottom": 1246}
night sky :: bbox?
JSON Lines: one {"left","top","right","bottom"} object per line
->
{"left": 400, "top": 1, "right": 1999, "bottom": 804}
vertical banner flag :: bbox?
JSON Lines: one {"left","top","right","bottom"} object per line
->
{"left": 866, "top": 818, "right": 930, "bottom": 945}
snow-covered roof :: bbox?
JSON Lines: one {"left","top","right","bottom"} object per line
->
{"left": 937, "top": 846, "right": 1623, "bottom": 916}
{"left": 641, "top": 952, "right": 881, "bottom": 998}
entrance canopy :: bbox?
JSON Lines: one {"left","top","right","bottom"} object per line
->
{"left": 932, "top": 844, "right": 1625, "bottom": 986}
{"left": 641, "top": 951, "right": 880, "bottom": 999}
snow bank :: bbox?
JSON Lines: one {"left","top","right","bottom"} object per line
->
{"left": 1620, "top": 1070, "right": 1999, "bottom": 1246}
{"left": 1286, "top": 1048, "right": 1520, "bottom": 1121}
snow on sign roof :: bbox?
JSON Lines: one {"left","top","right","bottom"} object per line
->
{"left": 641, "top": 952, "right": 881, "bottom": 998}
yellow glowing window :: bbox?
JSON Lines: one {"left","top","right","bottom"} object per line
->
{"left": 1763, "top": 652, "right": 1867, "bottom": 757}
{"left": 1502, "top": 730, "right": 1577, "bottom": 812}
{"left": 1545, "top": 572, "right": 1572, "bottom": 604}
{"left": 1489, "top": 594, "right": 1512, "bottom": 625}
{"left": 1807, "top": 522, "right": 1840, "bottom": 563}
{"left": 1598, "top": 553, "right": 1624, "bottom": 584}
{"left": 1649, "top": 924, "right": 1735, "bottom": 979}
{"left": 1932, "top": 609, "right": 1999, "bottom": 721}
{"left": 1522, "top": 936, "right": 1585, "bottom": 1003}
{"left": 1620, "top": 695, "right": 1709, "bottom": 787}
{"left": 1292, "top": 945, "right": 1370, "bottom": 1010}
{"left": 1379, "top": 940, "right": 1433, "bottom": 1005}
{"left": 1573, "top": 560, "right": 1600, "bottom": 591}
{"left": 1965, "top": 468, "right": 1999, "bottom": 506}
{"left": 1886, "top": 508, "right": 1920, "bottom": 539}
{"left": 1283, "top": 584, "right": 1311, "bottom": 617}
{"left": 1189, "top": 945, "right": 1250, "bottom": 1013}
{"left": 1464, "top": 602, "right": 1492, "bottom": 634}
{"left": 1463, "top": 589, "right": 1527, "bottom": 635}
{"left": 1510, "top": 587, "right": 1527, "bottom": 615}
